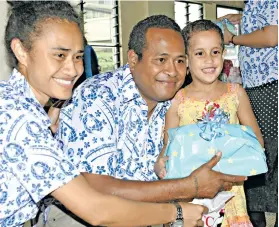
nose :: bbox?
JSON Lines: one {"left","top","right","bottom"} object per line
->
{"left": 205, "top": 53, "right": 214, "bottom": 64}
{"left": 165, "top": 60, "right": 177, "bottom": 77}
{"left": 64, "top": 58, "right": 79, "bottom": 78}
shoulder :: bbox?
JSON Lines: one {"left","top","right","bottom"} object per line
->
{"left": 0, "top": 81, "right": 27, "bottom": 119}
{"left": 168, "top": 88, "right": 186, "bottom": 112}
{"left": 226, "top": 83, "right": 247, "bottom": 100}
{"left": 227, "top": 82, "right": 241, "bottom": 93}
{"left": 236, "top": 84, "right": 247, "bottom": 99}
{"left": 74, "top": 66, "right": 129, "bottom": 102}
{"left": 172, "top": 88, "right": 186, "bottom": 104}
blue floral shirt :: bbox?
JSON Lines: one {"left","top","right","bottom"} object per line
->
{"left": 58, "top": 64, "right": 170, "bottom": 181}
{"left": 239, "top": 0, "right": 278, "bottom": 88}
{"left": 0, "top": 69, "right": 79, "bottom": 227}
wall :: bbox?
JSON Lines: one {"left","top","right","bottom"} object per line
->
{"left": 119, "top": 1, "right": 174, "bottom": 64}
{"left": 0, "top": 1, "right": 11, "bottom": 81}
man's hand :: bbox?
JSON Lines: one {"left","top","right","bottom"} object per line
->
{"left": 189, "top": 152, "right": 247, "bottom": 199}
{"left": 180, "top": 203, "right": 208, "bottom": 227}
{"left": 217, "top": 14, "right": 242, "bottom": 25}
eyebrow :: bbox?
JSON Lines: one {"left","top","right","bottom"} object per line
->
{"left": 194, "top": 46, "right": 222, "bottom": 50}
{"left": 52, "top": 47, "right": 84, "bottom": 53}
{"left": 158, "top": 53, "right": 186, "bottom": 58}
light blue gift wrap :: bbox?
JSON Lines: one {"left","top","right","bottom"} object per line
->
{"left": 164, "top": 116, "right": 268, "bottom": 179}
{"left": 214, "top": 19, "right": 236, "bottom": 35}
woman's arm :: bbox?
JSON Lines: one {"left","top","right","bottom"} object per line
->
{"left": 224, "top": 25, "right": 278, "bottom": 48}
{"left": 51, "top": 175, "right": 206, "bottom": 227}
{"left": 237, "top": 86, "right": 264, "bottom": 147}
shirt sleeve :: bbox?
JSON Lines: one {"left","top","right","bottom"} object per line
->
{"left": 2, "top": 111, "right": 80, "bottom": 204}
{"left": 262, "top": 0, "right": 278, "bottom": 26}
{"left": 58, "top": 83, "right": 118, "bottom": 176}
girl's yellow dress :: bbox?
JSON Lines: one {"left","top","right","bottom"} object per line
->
{"left": 175, "top": 83, "right": 252, "bottom": 227}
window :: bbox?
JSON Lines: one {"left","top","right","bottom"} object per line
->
{"left": 174, "top": 1, "right": 203, "bottom": 29}
{"left": 78, "top": 0, "right": 120, "bottom": 73}
{"left": 217, "top": 6, "right": 242, "bottom": 18}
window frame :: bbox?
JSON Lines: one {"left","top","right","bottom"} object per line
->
{"left": 174, "top": 0, "right": 204, "bottom": 29}
{"left": 79, "top": 0, "right": 121, "bottom": 71}
{"left": 216, "top": 5, "right": 243, "bottom": 19}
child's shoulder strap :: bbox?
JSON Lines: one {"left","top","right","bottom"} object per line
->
{"left": 227, "top": 83, "right": 240, "bottom": 94}
{"left": 173, "top": 88, "right": 187, "bottom": 104}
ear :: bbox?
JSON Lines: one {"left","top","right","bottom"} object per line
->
{"left": 10, "top": 38, "right": 28, "bottom": 67}
{"left": 127, "top": 49, "right": 138, "bottom": 71}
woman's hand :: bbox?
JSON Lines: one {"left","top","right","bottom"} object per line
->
{"left": 217, "top": 14, "right": 242, "bottom": 24}
{"left": 223, "top": 23, "right": 234, "bottom": 45}
{"left": 180, "top": 202, "right": 208, "bottom": 227}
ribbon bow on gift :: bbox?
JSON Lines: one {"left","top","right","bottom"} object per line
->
{"left": 197, "top": 102, "right": 230, "bottom": 141}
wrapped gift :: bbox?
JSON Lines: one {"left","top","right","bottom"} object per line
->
{"left": 164, "top": 102, "right": 268, "bottom": 179}
{"left": 214, "top": 19, "right": 237, "bottom": 36}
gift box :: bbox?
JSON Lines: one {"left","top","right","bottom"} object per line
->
{"left": 164, "top": 103, "right": 268, "bottom": 179}
{"left": 214, "top": 19, "right": 237, "bottom": 36}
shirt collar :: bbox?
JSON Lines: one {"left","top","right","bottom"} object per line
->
{"left": 8, "top": 68, "right": 51, "bottom": 125}
{"left": 121, "top": 64, "right": 143, "bottom": 103}
{"left": 121, "top": 64, "right": 171, "bottom": 114}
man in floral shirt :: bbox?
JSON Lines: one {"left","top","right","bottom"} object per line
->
{"left": 56, "top": 15, "right": 246, "bottom": 226}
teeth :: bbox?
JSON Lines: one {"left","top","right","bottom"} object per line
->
{"left": 202, "top": 68, "right": 215, "bottom": 73}
{"left": 54, "top": 78, "right": 72, "bottom": 85}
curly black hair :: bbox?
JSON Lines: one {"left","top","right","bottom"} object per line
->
{"left": 5, "top": 1, "right": 83, "bottom": 68}
{"left": 128, "top": 15, "right": 182, "bottom": 61}
{"left": 182, "top": 19, "right": 224, "bottom": 54}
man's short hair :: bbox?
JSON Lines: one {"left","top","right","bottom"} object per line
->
{"left": 128, "top": 15, "right": 182, "bottom": 60}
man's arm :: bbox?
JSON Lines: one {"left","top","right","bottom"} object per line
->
{"left": 84, "top": 152, "right": 246, "bottom": 202}
{"left": 59, "top": 81, "right": 246, "bottom": 203}
{"left": 83, "top": 173, "right": 194, "bottom": 202}
{"left": 52, "top": 175, "right": 208, "bottom": 227}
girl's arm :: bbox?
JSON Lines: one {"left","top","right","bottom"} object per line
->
{"left": 237, "top": 86, "right": 264, "bottom": 147}
{"left": 160, "top": 96, "right": 181, "bottom": 158}
{"left": 154, "top": 94, "right": 181, "bottom": 178}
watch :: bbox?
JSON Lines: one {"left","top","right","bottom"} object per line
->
{"left": 170, "top": 202, "right": 184, "bottom": 227}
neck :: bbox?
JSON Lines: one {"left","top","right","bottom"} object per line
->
{"left": 190, "top": 79, "right": 220, "bottom": 93}
{"left": 30, "top": 87, "right": 49, "bottom": 106}
{"left": 18, "top": 66, "right": 49, "bottom": 106}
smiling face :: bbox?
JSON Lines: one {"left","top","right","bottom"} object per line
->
{"left": 187, "top": 30, "right": 224, "bottom": 85}
{"left": 129, "top": 28, "right": 187, "bottom": 109}
{"left": 17, "top": 19, "right": 84, "bottom": 105}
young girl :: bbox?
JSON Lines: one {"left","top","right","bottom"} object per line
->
{"left": 0, "top": 1, "right": 205, "bottom": 226}
{"left": 155, "top": 20, "right": 264, "bottom": 227}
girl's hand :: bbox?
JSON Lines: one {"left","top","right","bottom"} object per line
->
{"left": 154, "top": 156, "right": 169, "bottom": 179}
{"left": 217, "top": 14, "right": 242, "bottom": 25}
